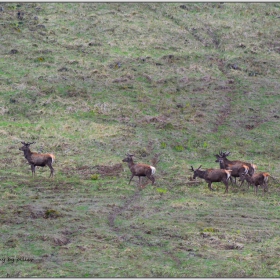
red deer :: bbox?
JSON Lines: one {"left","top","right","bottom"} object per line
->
{"left": 122, "top": 154, "right": 156, "bottom": 187}
{"left": 19, "top": 142, "right": 55, "bottom": 177}
{"left": 214, "top": 151, "right": 256, "bottom": 186}
{"left": 190, "top": 165, "right": 232, "bottom": 193}
{"left": 239, "top": 172, "right": 270, "bottom": 195}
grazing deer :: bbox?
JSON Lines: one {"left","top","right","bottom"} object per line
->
{"left": 190, "top": 165, "right": 232, "bottom": 193}
{"left": 239, "top": 172, "right": 270, "bottom": 195}
{"left": 214, "top": 151, "right": 256, "bottom": 185}
{"left": 122, "top": 154, "right": 156, "bottom": 188}
{"left": 19, "top": 142, "right": 55, "bottom": 177}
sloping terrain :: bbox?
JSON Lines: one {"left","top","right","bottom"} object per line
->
{"left": 1, "top": 2, "right": 280, "bottom": 277}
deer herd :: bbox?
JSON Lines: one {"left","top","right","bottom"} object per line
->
{"left": 191, "top": 151, "right": 270, "bottom": 195}
{"left": 19, "top": 142, "right": 270, "bottom": 195}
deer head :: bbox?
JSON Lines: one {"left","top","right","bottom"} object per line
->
{"left": 19, "top": 141, "right": 36, "bottom": 151}
{"left": 122, "top": 154, "right": 134, "bottom": 163}
{"left": 214, "top": 151, "right": 230, "bottom": 162}
{"left": 190, "top": 165, "right": 202, "bottom": 179}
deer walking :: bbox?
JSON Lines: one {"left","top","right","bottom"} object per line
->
{"left": 122, "top": 154, "right": 156, "bottom": 188}
{"left": 19, "top": 142, "right": 55, "bottom": 177}
{"left": 215, "top": 151, "right": 256, "bottom": 186}
{"left": 190, "top": 165, "right": 232, "bottom": 193}
{"left": 239, "top": 172, "right": 270, "bottom": 195}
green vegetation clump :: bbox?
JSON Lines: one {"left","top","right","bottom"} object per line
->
{"left": 44, "top": 209, "right": 61, "bottom": 219}
{"left": 91, "top": 174, "right": 99, "bottom": 180}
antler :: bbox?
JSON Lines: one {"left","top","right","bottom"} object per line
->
{"left": 219, "top": 150, "right": 224, "bottom": 156}
{"left": 21, "top": 141, "right": 36, "bottom": 146}
{"left": 217, "top": 151, "right": 230, "bottom": 157}
{"left": 190, "top": 165, "right": 202, "bottom": 171}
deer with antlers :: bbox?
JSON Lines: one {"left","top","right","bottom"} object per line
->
{"left": 19, "top": 142, "right": 55, "bottom": 177}
{"left": 214, "top": 151, "right": 256, "bottom": 186}
{"left": 190, "top": 165, "right": 232, "bottom": 193}
{"left": 122, "top": 154, "right": 156, "bottom": 188}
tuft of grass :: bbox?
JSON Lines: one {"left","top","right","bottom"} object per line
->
{"left": 90, "top": 174, "right": 99, "bottom": 180}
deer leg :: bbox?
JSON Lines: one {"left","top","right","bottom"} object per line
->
{"left": 239, "top": 176, "right": 247, "bottom": 188}
{"left": 263, "top": 183, "right": 268, "bottom": 194}
{"left": 128, "top": 174, "right": 134, "bottom": 184}
{"left": 207, "top": 181, "right": 214, "bottom": 191}
{"left": 255, "top": 185, "right": 258, "bottom": 195}
{"left": 229, "top": 176, "right": 235, "bottom": 186}
{"left": 137, "top": 176, "right": 142, "bottom": 188}
{"left": 223, "top": 179, "right": 229, "bottom": 193}
{"left": 49, "top": 166, "right": 54, "bottom": 177}
{"left": 147, "top": 175, "right": 155, "bottom": 185}
{"left": 31, "top": 165, "right": 35, "bottom": 177}
{"left": 239, "top": 179, "right": 244, "bottom": 188}
{"left": 47, "top": 162, "right": 54, "bottom": 178}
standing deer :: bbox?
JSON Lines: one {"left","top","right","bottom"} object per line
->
{"left": 214, "top": 151, "right": 256, "bottom": 186}
{"left": 122, "top": 154, "right": 156, "bottom": 188}
{"left": 239, "top": 172, "right": 270, "bottom": 195}
{"left": 19, "top": 142, "right": 55, "bottom": 177}
{"left": 190, "top": 165, "right": 232, "bottom": 193}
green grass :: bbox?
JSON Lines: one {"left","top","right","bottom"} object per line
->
{"left": 1, "top": 2, "right": 280, "bottom": 277}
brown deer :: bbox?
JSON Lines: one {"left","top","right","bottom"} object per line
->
{"left": 19, "top": 142, "right": 55, "bottom": 177}
{"left": 122, "top": 154, "right": 156, "bottom": 188}
{"left": 190, "top": 165, "right": 232, "bottom": 193}
{"left": 239, "top": 172, "right": 270, "bottom": 195}
{"left": 214, "top": 151, "right": 256, "bottom": 186}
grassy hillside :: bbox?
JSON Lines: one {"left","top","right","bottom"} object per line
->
{"left": 1, "top": 2, "right": 280, "bottom": 277}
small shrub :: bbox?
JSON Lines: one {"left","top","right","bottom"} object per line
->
{"left": 156, "top": 188, "right": 167, "bottom": 195}
{"left": 203, "top": 227, "right": 219, "bottom": 233}
{"left": 44, "top": 209, "right": 60, "bottom": 219}
{"left": 160, "top": 142, "right": 167, "bottom": 149}
{"left": 91, "top": 174, "right": 99, "bottom": 180}
{"left": 174, "top": 145, "right": 184, "bottom": 152}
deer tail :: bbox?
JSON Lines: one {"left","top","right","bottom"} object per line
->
{"left": 150, "top": 166, "right": 156, "bottom": 175}
{"left": 225, "top": 170, "right": 232, "bottom": 180}
{"left": 49, "top": 154, "right": 55, "bottom": 163}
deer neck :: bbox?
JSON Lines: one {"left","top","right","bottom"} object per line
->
{"left": 23, "top": 149, "right": 33, "bottom": 161}
{"left": 127, "top": 160, "right": 135, "bottom": 171}
{"left": 197, "top": 169, "right": 206, "bottom": 179}
{"left": 222, "top": 158, "right": 232, "bottom": 167}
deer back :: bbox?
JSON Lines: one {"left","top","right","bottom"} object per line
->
{"left": 204, "top": 168, "right": 231, "bottom": 181}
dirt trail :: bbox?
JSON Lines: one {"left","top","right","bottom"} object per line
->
{"left": 108, "top": 188, "right": 142, "bottom": 227}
